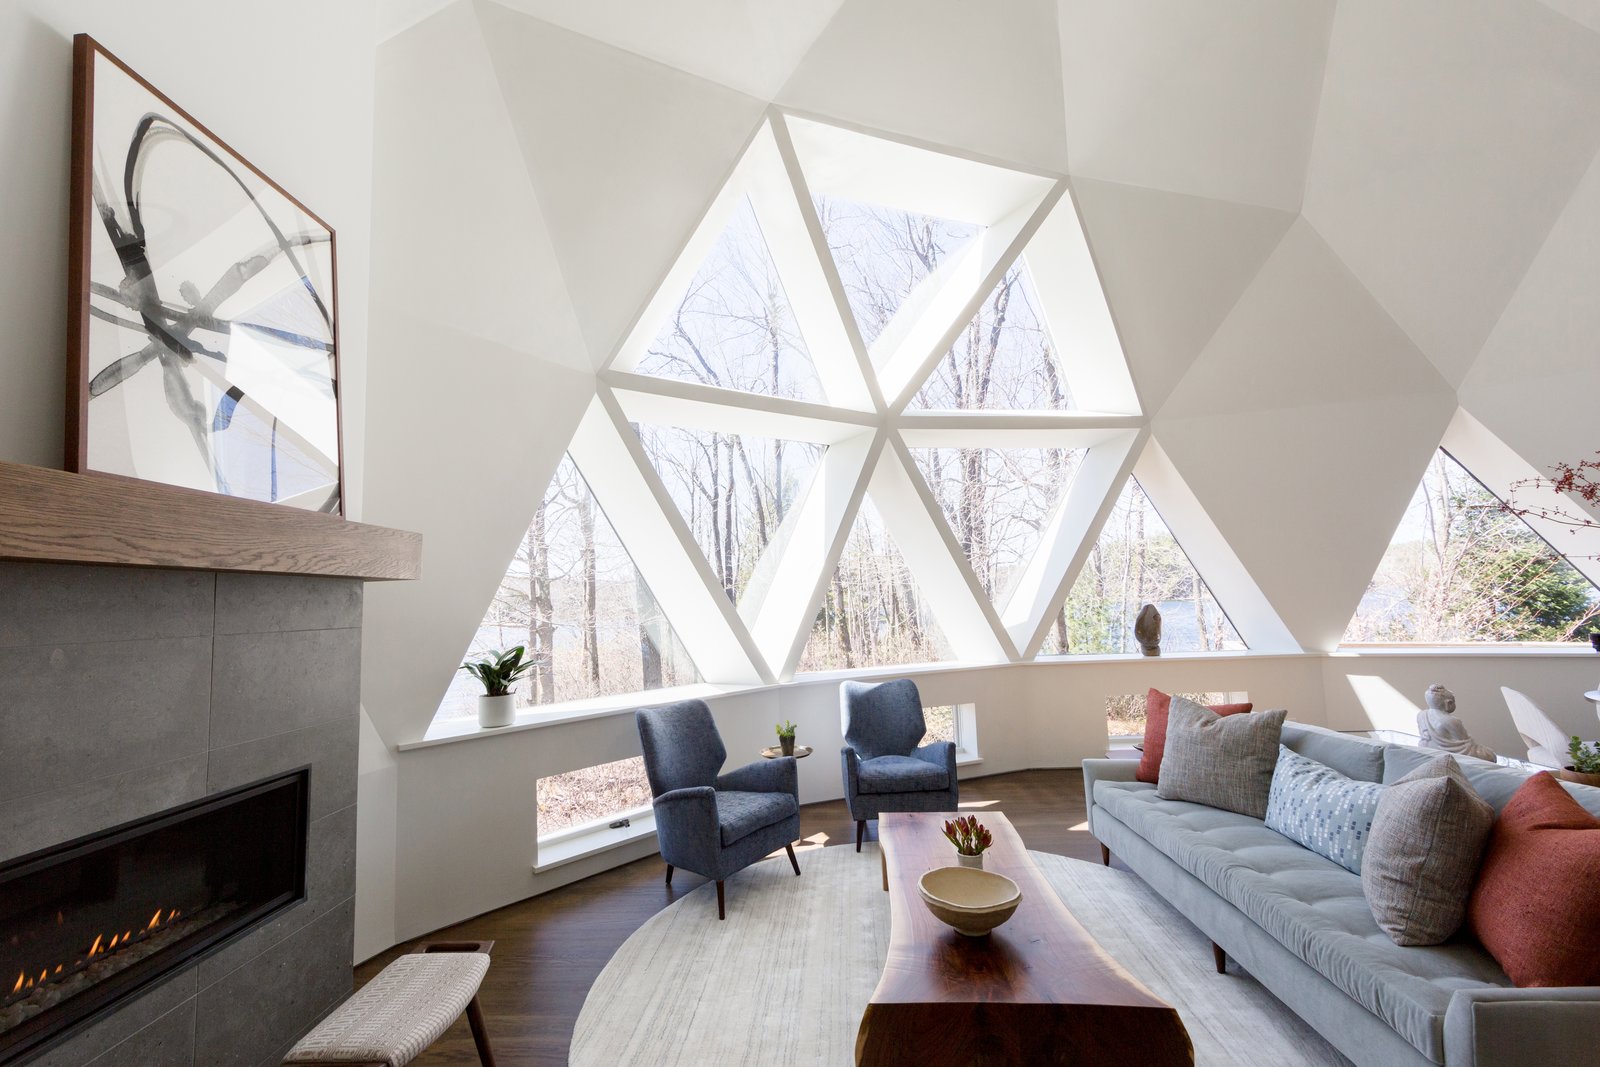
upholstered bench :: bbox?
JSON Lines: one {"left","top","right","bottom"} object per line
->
{"left": 283, "top": 941, "right": 497, "bottom": 1067}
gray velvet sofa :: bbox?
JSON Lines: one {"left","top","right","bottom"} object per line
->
{"left": 1082, "top": 723, "right": 1600, "bottom": 1067}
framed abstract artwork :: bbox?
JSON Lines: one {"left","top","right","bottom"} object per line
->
{"left": 66, "top": 34, "right": 344, "bottom": 515}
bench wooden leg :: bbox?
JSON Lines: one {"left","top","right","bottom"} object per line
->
{"left": 784, "top": 843, "right": 800, "bottom": 875}
{"left": 1099, "top": 843, "right": 1110, "bottom": 866}
{"left": 1212, "top": 941, "right": 1226, "bottom": 974}
{"left": 465, "top": 995, "right": 496, "bottom": 1066}
{"left": 716, "top": 880, "right": 726, "bottom": 920}
{"left": 856, "top": 819, "right": 866, "bottom": 852}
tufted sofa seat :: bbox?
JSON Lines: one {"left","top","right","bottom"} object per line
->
{"left": 1084, "top": 723, "right": 1600, "bottom": 1067}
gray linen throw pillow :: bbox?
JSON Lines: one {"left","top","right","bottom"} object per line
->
{"left": 1155, "top": 698, "right": 1286, "bottom": 818}
{"left": 1361, "top": 754, "right": 1494, "bottom": 946}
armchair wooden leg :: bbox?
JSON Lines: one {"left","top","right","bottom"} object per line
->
{"left": 716, "top": 880, "right": 726, "bottom": 920}
{"left": 465, "top": 995, "right": 497, "bottom": 1067}
{"left": 1212, "top": 941, "right": 1226, "bottom": 975}
{"left": 664, "top": 863, "right": 674, "bottom": 886}
{"left": 856, "top": 819, "right": 866, "bottom": 852}
{"left": 1100, "top": 843, "right": 1110, "bottom": 866}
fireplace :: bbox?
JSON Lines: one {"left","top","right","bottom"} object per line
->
{"left": 0, "top": 770, "right": 310, "bottom": 1065}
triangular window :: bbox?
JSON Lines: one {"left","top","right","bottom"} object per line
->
{"left": 798, "top": 497, "right": 953, "bottom": 671}
{"left": 906, "top": 446, "right": 1084, "bottom": 607}
{"left": 813, "top": 195, "right": 981, "bottom": 352}
{"left": 1042, "top": 477, "right": 1244, "bottom": 654}
{"left": 633, "top": 424, "right": 824, "bottom": 606}
{"left": 910, "top": 262, "right": 1074, "bottom": 411}
{"left": 437, "top": 456, "right": 699, "bottom": 722}
{"left": 1343, "top": 450, "right": 1600, "bottom": 643}
{"left": 635, "top": 195, "right": 825, "bottom": 402}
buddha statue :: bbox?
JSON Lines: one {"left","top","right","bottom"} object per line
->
{"left": 1415, "top": 684, "right": 1496, "bottom": 762}
{"left": 1135, "top": 603, "right": 1162, "bottom": 657}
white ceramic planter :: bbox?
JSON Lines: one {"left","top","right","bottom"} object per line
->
{"left": 957, "top": 852, "right": 984, "bottom": 870}
{"left": 478, "top": 693, "right": 516, "bottom": 729}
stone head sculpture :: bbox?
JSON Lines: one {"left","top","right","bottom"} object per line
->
{"left": 1424, "top": 683, "right": 1456, "bottom": 715}
{"left": 1135, "top": 603, "right": 1162, "bottom": 657}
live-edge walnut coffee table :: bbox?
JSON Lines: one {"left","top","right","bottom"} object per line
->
{"left": 859, "top": 811, "right": 1193, "bottom": 1067}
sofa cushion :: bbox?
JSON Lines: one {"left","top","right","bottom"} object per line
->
{"left": 1265, "top": 745, "right": 1383, "bottom": 874}
{"left": 717, "top": 790, "right": 797, "bottom": 846}
{"left": 1362, "top": 755, "right": 1494, "bottom": 947}
{"left": 1281, "top": 722, "right": 1386, "bottom": 783}
{"left": 857, "top": 754, "right": 949, "bottom": 794}
{"left": 1094, "top": 780, "right": 1510, "bottom": 1064}
{"left": 1383, "top": 745, "right": 1600, "bottom": 818}
{"left": 1468, "top": 772, "right": 1600, "bottom": 987}
{"left": 1156, "top": 699, "right": 1286, "bottom": 819}
{"left": 1137, "top": 689, "right": 1253, "bottom": 784}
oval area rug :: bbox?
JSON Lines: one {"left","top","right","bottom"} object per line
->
{"left": 570, "top": 845, "right": 1349, "bottom": 1066}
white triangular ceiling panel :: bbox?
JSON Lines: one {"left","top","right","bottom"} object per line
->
{"left": 1461, "top": 145, "right": 1600, "bottom": 499}
{"left": 1303, "top": 0, "right": 1600, "bottom": 386}
{"left": 478, "top": 0, "right": 768, "bottom": 368}
{"left": 1154, "top": 220, "right": 1456, "bottom": 651}
{"left": 777, "top": 0, "right": 1069, "bottom": 173}
{"left": 1071, "top": 178, "right": 1293, "bottom": 416}
{"left": 1060, "top": 0, "right": 1335, "bottom": 211}
{"left": 372, "top": 1, "right": 588, "bottom": 370}
{"left": 484, "top": 0, "right": 844, "bottom": 99}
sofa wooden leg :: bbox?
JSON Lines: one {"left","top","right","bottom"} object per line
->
{"left": 1099, "top": 843, "right": 1110, "bottom": 866}
{"left": 785, "top": 843, "right": 800, "bottom": 875}
{"left": 716, "top": 880, "right": 726, "bottom": 920}
{"left": 1212, "top": 941, "right": 1226, "bottom": 975}
{"left": 856, "top": 819, "right": 866, "bottom": 852}
{"left": 664, "top": 864, "right": 674, "bottom": 886}
{"left": 465, "top": 995, "right": 497, "bottom": 1066}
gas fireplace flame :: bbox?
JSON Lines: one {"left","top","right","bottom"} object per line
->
{"left": 8, "top": 906, "right": 184, "bottom": 1005}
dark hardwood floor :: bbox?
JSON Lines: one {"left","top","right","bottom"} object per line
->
{"left": 354, "top": 768, "right": 1099, "bottom": 1066}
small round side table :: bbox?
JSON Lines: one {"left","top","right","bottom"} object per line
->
{"left": 760, "top": 745, "right": 812, "bottom": 759}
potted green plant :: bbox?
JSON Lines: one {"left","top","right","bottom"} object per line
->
{"left": 459, "top": 646, "right": 537, "bottom": 728}
{"left": 941, "top": 815, "right": 993, "bottom": 869}
{"left": 1561, "top": 736, "right": 1600, "bottom": 788}
{"left": 776, "top": 719, "right": 797, "bottom": 758}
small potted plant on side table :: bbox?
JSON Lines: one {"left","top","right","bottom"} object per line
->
{"left": 776, "top": 719, "right": 798, "bottom": 757}
{"left": 1562, "top": 736, "right": 1600, "bottom": 788}
{"left": 942, "top": 815, "right": 993, "bottom": 869}
{"left": 459, "top": 647, "right": 538, "bottom": 729}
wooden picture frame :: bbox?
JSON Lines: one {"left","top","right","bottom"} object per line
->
{"left": 66, "top": 34, "right": 346, "bottom": 516}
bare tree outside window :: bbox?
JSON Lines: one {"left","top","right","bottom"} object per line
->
{"left": 436, "top": 456, "right": 699, "bottom": 722}
{"left": 637, "top": 196, "right": 823, "bottom": 402}
{"left": 911, "top": 266, "right": 1074, "bottom": 412}
{"left": 910, "top": 447, "right": 1084, "bottom": 605}
{"left": 799, "top": 498, "right": 953, "bottom": 671}
{"left": 1344, "top": 450, "right": 1600, "bottom": 643}
{"left": 1043, "top": 478, "right": 1245, "bottom": 656}
{"left": 635, "top": 424, "right": 824, "bottom": 605}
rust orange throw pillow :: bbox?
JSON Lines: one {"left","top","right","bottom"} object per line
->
{"left": 1467, "top": 772, "right": 1600, "bottom": 987}
{"left": 1136, "top": 689, "right": 1253, "bottom": 785}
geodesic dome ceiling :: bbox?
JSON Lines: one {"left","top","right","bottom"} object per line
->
{"left": 361, "top": 0, "right": 1600, "bottom": 742}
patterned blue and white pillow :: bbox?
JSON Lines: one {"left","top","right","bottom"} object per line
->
{"left": 1265, "top": 745, "right": 1383, "bottom": 874}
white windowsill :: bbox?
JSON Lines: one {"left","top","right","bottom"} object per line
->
{"left": 534, "top": 807, "right": 656, "bottom": 874}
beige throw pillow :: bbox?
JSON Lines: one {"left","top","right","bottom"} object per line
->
{"left": 1155, "top": 698, "right": 1286, "bottom": 819}
{"left": 1362, "top": 754, "right": 1494, "bottom": 946}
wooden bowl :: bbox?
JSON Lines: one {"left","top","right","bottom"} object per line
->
{"left": 917, "top": 866, "right": 1022, "bottom": 937}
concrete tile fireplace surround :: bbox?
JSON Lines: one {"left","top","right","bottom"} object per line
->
{"left": 0, "top": 561, "right": 362, "bottom": 1067}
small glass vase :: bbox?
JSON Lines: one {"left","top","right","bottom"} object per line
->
{"left": 780, "top": 735, "right": 795, "bottom": 757}
{"left": 957, "top": 852, "right": 984, "bottom": 870}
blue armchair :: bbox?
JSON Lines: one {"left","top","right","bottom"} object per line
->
{"left": 840, "top": 679, "right": 959, "bottom": 851}
{"left": 635, "top": 699, "right": 801, "bottom": 919}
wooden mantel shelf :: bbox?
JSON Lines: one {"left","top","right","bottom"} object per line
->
{"left": 0, "top": 461, "right": 421, "bottom": 581}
